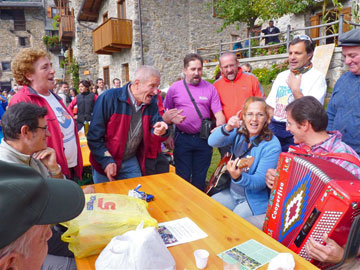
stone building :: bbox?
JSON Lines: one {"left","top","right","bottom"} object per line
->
{"left": 68, "top": 0, "right": 244, "bottom": 89}
{"left": 0, "top": 0, "right": 66, "bottom": 91}
{"left": 0, "top": 0, "right": 45, "bottom": 91}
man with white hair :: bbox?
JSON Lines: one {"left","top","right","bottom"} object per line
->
{"left": 88, "top": 65, "right": 168, "bottom": 183}
{"left": 0, "top": 161, "right": 85, "bottom": 270}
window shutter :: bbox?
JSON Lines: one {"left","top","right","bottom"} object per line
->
{"left": 47, "top": 7, "right": 52, "bottom": 18}
{"left": 310, "top": 15, "right": 320, "bottom": 39}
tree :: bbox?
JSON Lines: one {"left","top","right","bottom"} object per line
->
{"left": 213, "top": 0, "right": 317, "bottom": 31}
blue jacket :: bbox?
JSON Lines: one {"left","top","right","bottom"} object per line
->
{"left": 208, "top": 126, "right": 281, "bottom": 215}
{"left": 327, "top": 72, "right": 360, "bottom": 155}
{"left": 0, "top": 95, "right": 7, "bottom": 132}
{"left": 87, "top": 83, "right": 165, "bottom": 176}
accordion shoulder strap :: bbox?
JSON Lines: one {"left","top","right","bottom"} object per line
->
{"left": 311, "top": 152, "right": 360, "bottom": 169}
{"left": 290, "top": 146, "right": 360, "bottom": 169}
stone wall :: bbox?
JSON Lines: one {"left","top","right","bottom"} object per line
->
{"left": 202, "top": 47, "right": 346, "bottom": 89}
{"left": 0, "top": 8, "right": 45, "bottom": 87}
{"left": 92, "top": 0, "right": 244, "bottom": 89}
{"left": 69, "top": 0, "right": 99, "bottom": 85}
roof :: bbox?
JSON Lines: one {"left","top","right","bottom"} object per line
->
{"left": 0, "top": 0, "right": 43, "bottom": 8}
{"left": 77, "top": 0, "right": 103, "bottom": 22}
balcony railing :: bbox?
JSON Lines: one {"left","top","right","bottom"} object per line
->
{"left": 0, "top": 0, "right": 43, "bottom": 8}
{"left": 59, "top": 15, "right": 75, "bottom": 43}
{"left": 92, "top": 18, "right": 132, "bottom": 54}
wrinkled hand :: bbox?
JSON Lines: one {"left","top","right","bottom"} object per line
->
{"left": 153, "top": 121, "right": 168, "bottom": 136}
{"left": 305, "top": 233, "right": 344, "bottom": 263}
{"left": 83, "top": 185, "right": 95, "bottom": 194}
{"left": 225, "top": 110, "right": 242, "bottom": 132}
{"left": 287, "top": 72, "right": 302, "bottom": 96}
{"left": 33, "top": 147, "right": 58, "bottom": 171}
{"left": 226, "top": 157, "right": 242, "bottom": 180}
{"left": 104, "top": 163, "right": 117, "bottom": 182}
{"left": 265, "top": 168, "right": 277, "bottom": 189}
{"left": 162, "top": 109, "right": 186, "bottom": 125}
{"left": 164, "top": 136, "right": 174, "bottom": 150}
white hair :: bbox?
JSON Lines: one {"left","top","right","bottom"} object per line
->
{"left": 0, "top": 225, "right": 44, "bottom": 259}
{"left": 133, "top": 65, "right": 160, "bottom": 83}
{"left": 219, "top": 52, "right": 237, "bottom": 66}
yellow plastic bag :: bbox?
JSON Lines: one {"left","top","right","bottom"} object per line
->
{"left": 60, "top": 193, "right": 158, "bottom": 258}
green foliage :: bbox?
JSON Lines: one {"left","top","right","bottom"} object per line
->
{"left": 53, "top": 15, "right": 60, "bottom": 30}
{"left": 214, "top": 65, "right": 220, "bottom": 79}
{"left": 353, "top": 0, "right": 360, "bottom": 23}
{"left": 252, "top": 60, "right": 289, "bottom": 85}
{"left": 212, "top": 0, "right": 317, "bottom": 31}
{"left": 67, "top": 59, "right": 80, "bottom": 91}
{"left": 42, "top": 35, "right": 60, "bottom": 48}
{"left": 321, "top": 0, "right": 343, "bottom": 39}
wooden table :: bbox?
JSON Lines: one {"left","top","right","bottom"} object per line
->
{"left": 77, "top": 173, "right": 318, "bottom": 270}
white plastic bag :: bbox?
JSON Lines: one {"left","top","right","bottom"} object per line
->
{"left": 95, "top": 223, "right": 176, "bottom": 270}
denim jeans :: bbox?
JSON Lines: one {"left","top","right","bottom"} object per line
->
{"left": 212, "top": 188, "right": 253, "bottom": 218}
{"left": 92, "top": 156, "right": 142, "bottom": 183}
{"left": 173, "top": 131, "right": 212, "bottom": 191}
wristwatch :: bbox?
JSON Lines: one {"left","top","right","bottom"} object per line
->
{"left": 49, "top": 164, "right": 62, "bottom": 176}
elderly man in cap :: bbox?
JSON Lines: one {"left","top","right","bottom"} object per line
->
{"left": 0, "top": 161, "right": 85, "bottom": 270}
{"left": 327, "top": 28, "right": 360, "bottom": 157}
{"left": 0, "top": 102, "right": 91, "bottom": 269}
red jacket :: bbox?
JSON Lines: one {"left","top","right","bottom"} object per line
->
{"left": 87, "top": 84, "right": 167, "bottom": 176}
{"left": 214, "top": 68, "right": 262, "bottom": 121}
{"left": 145, "top": 93, "right": 166, "bottom": 160}
{"left": 9, "top": 86, "right": 83, "bottom": 178}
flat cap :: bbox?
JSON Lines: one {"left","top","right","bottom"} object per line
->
{"left": 339, "top": 29, "right": 360, "bottom": 46}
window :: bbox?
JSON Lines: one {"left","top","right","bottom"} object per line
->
{"left": 122, "top": 63, "right": 129, "bottom": 83}
{"left": 117, "top": 0, "right": 126, "bottom": 19}
{"left": 47, "top": 7, "right": 58, "bottom": 18}
{"left": 102, "top": 12, "right": 108, "bottom": 23}
{"left": 1, "top": 62, "right": 11, "bottom": 72}
{"left": 19, "top": 37, "right": 30, "bottom": 47}
{"left": 13, "top": 10, "right": 26, "bottom": 31}
{"left": 0, "top": 10, "right": 13, "bottom": 20}
{"left": 0, "top": 9, "right": 26, "bottom": 30}
{"left": 0, "top": 81, "right": 11, "bottom": 92}
{"left": 310, "top": 7, "right": 352, "bottom": 45}
{"left": 45, "top": 30, "right": 59, "bottom": 37}
{"left": 103, "top": 66, "right": 110, "bottom": 88}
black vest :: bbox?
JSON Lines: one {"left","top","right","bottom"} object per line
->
{"left": 76, "top": 92, "right": 95, "bottom": 123}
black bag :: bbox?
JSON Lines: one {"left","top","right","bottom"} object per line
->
{"left": 200, "top": 118, "right": 214, "bottom": 139}
{"left": 183, "top": 79, "right": 214, "bottom": 139}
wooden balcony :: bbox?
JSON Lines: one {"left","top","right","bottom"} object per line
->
{"left": 92, "top": 18, "right": 132, "bottom": 54}
{"left": 59, "top": 15, "right": 75, "bottom": 43}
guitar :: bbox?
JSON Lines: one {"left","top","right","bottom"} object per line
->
{"left": 205, "top": 153, "right": 255, "bottom": 195}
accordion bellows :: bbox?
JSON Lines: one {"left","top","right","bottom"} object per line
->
{"left": 263, "top": 153, "right": 360, "bottom": 269}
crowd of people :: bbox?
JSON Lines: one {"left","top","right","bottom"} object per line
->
{"left": 0, "top": 27, "right": 360, "bottom": 270}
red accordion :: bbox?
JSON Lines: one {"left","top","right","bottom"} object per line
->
{"left": 263, "top": 152, "right": 360, "bottom": 269}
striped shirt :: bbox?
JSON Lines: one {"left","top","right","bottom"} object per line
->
{"left": 299, "top": 130, "right": 360, "bottom": 179}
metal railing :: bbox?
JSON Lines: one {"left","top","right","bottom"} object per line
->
{"left": 197, "top": 15, "right": 360, "bottom": 62}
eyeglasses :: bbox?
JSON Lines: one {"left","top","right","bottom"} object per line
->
{"left": 37, "top": 125, "right": 48, "bottom": 131}
{"left": 245, "top": 113, "right": 266, "bottom": 119}
{"left": 293, "top": 34, "right": 312, "bottom": 42}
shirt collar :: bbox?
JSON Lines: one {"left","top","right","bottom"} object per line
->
{"left": 127, "top": 84, "right": 144, "bottom": 112}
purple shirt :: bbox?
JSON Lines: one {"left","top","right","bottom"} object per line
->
{"left": 164, "top": 79, "right": 222, "bottom": 134}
